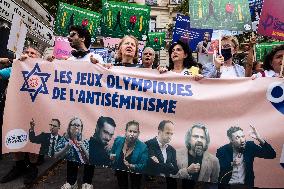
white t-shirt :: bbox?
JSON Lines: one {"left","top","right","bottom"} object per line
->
{"left": 68, "top": 52, "right": 104, "bottom": 64}
{"left": 220, "top": 66, "right": 238, "bottom": 78}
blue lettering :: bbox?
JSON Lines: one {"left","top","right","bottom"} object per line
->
{"left": 107, "top": 75, "right": 115, "bottom": 88}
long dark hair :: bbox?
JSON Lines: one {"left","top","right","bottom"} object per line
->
{"left": 263, "top": 44, "right": 284, "bottom": 71}
{"left": 168, "top": 40, "right": 197, "bottom": 71}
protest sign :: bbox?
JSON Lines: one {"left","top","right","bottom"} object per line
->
{"left": 257, "top": 0, "right": 284, "bottom": 40}
{"left": 7, "top": 14, "right": 27, "bottom": 58}
{"left": 101, "top": 1, "right": 150, "bottom": 40}
{"left": 189, "top": 0, "right": 252, "bottom": 31}
{"left": 53, "top": 36, "right": 73, "bottom": 59}
{"left": 172, "top": 14, "right": 213, "bottom": 52}
{"left": 248, "top": 0, "right": 263, "bottom": 22}
{"left": 55, "top": 2, "right": 101, "bottom": 38}
{"left": 255, "top": 42, "right": 284, "bottom": 61}
{"left": 2, "top": 59, "right": 284, "bottom": 187}
{"left": 146, "top": 32, "right": 166, "bottom": 51}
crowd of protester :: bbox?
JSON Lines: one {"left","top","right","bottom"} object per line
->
{"left": 0, "top": 24, "right": 283, "bottom": 189}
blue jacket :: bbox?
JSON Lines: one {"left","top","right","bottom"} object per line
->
{"left": 216, "top": 141, "right": 276, "bottom": 187}
{"left": 202, "top": 62, "right": 245, "bottom": 78}
{"left": 0, "top": 67, "right": 11, "bottom": 80}
{"left": 111, "top": 136, "right": 148, "bottom": 173}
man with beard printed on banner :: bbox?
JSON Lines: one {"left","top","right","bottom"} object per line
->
{"left": 81, "top": 116, "right": 116, "bottom": 189}
{"left": 217, "top": 125, "right": 276, "bottom": 187}
{"left": 176, "top": 123, "right": 220, "bottom": 189}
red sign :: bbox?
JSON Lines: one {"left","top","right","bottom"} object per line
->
{"left": 257, "top": 0, "right": 284, "bottom": 40}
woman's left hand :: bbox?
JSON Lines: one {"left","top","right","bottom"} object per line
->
{"left": 90, "top": 55, "right": 100, "bottom": 64}
{"left": 191, "top": 74, "right": 204, "bottom": 81}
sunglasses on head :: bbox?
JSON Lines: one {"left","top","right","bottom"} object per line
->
{"left": 69, "top": 31, "right": 78, "bottom": 37}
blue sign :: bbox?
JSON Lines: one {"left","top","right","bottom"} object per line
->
{"left": 248, "top": 0, "right": 263, "bottom": 22}
{"left": 172, "top": 14, "right": 213, "bottom": 52}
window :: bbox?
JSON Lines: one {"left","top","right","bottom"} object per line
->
{"left": 169, "top": 0, "right": 182, "bottom": 5}
{"left": 149, "top": 17, "right": 156, "bottom": 32}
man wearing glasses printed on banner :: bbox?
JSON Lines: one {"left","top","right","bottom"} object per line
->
{"left": 29, "top": 118, "right": 62, "bottom": 165}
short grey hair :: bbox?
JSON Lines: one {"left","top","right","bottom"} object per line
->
{"left": 185, "top": 123, "right": 210, "bottom": 150}
{"left": 143, "top": 47, "right": 155, "bottom": 62}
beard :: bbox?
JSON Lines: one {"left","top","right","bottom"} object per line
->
{"left": 193, "top": 142, "right": 205, "bottom": 157}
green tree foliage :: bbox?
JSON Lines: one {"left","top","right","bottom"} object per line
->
{"left": 38, "top": 0, "right": 128, "bottom": 17}
{"left": 173, "top": 0, "right": 189, "bottom": 15}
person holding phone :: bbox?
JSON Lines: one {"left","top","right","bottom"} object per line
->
{"left": 55, "top": 117, "right": 88, "bottom": 189}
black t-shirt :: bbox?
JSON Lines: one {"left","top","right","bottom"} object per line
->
{"left": 114, "top": 62, "right": 141, "bottom": 68}
{"left": 187, "top": 153, "right": 203, "bottom": 181}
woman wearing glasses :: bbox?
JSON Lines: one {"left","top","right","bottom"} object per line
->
{"left": 55, "top": 117, "right": 88, "bottom": 189}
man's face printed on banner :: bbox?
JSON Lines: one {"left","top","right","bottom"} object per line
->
{"left": 190, "top": 127, "right": 207, "bottom": 156}
{"left": 230, "top": 130, "right": 246, "bottom": 152}
{"left": 98, "top": 122, "right": 115, "bottom": 146}
{"left": 125, "top": 124, "right": 139, "bottom": 144}
{"left": 49, "top": 120, "right": 60, "bottom": 135}
{"left": 158, "top": 123, "right": 174, "bottom": 145}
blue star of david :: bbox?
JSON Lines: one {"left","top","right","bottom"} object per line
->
{"left": 20, "top": 63, "right": 51, "bottom": 102}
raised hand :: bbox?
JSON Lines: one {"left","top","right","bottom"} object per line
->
{"left": 249, "top": 124, "right": 265, "bottom": 144}
{"left": 30, "top": 118, "right": 35, "bottom": 130}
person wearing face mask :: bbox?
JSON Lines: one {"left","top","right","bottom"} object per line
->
{"left": 252, "top": 44, "right": 284, "bottom": 78}
{"left": 216, "top": 125, "right": 276, "bottom": 188}
{"left": 111, "top": 120, "right": 148, "bottom": 189}
{"left": 202, "top": 35, "right": 245, "bottom": 78}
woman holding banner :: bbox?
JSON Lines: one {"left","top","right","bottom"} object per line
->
{"left": 158, "top": 40, "right": 203, "bottom": 80}
{"left": 115, "top": 35, "right": 140, "bottom": 67}
{"left": 252, "top": 44, "right": 284, "bottom": 78}
{"left": 55, "top": 117, "right": 89, "bottom": 189}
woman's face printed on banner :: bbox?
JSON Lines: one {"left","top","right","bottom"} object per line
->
{"left": 271, "top": 50, "right": 284, "bottom": 74}
{"left": 125, "top": 124, "right": 139, "bottom": 144}
{"left": 69, "top": 118, "right": 83, "bottom": 139}
{"left": 120, "top": 37, "right": 137, "bottom": 58}
{"left": 171, "top": 44, "right": 188, "bottom": 63}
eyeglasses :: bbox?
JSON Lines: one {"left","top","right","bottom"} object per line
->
{"left": 143, "top": 52, "right": 153, "bottom": 56}
{"left": 49, "top": 124, "right": 59, "bottom": 128}
{"left": 69, "top": 31, "right": 78, "bottom": 37}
